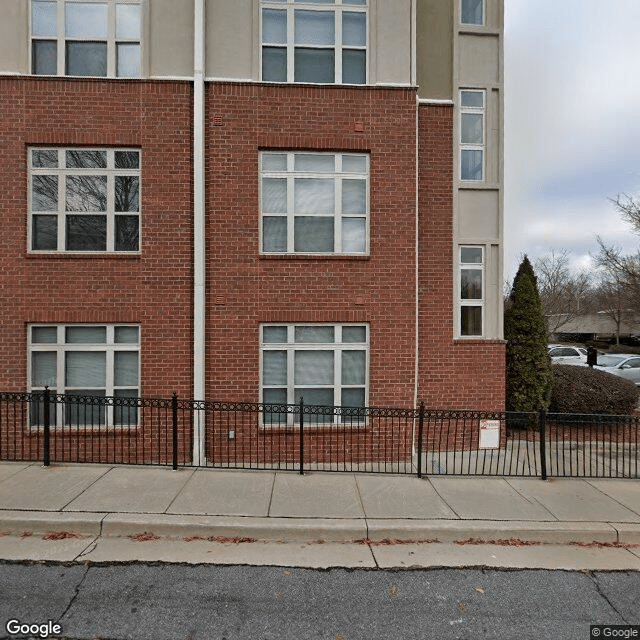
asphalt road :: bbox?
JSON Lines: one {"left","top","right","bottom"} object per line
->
{"left": 0, "top": 563, "right": 638, "bottom": 640}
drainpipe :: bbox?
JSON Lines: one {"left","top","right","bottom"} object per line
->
{"left": 193, "top": 0, "right": 206, "bottom": 465}
{"left": 412, "top": 0, "right": 420, "bottom": 459}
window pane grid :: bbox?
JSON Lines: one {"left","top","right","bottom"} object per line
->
{"left": 28, "top": 324, "right": 140, "bottom": 428}
{"left": 461, "top": 0, "right": 483, "bottom": 25}
{"left": 29, "top": 147, "right": 140, "bottom": 253}
{"left": 261, "top": 151, "right": 368, "bottom": 254}
{"left": 460, "top": 90, "right": 485, "bottom": 182}
{"left": 261, "top": 324, "right": 368, "bottom": 425}
{"left": 261, "top": 1, "right": 367, "bottom": 84}
{"left": 31, "top": 0, "right": 141, "bottom": 77}
{"left": 459, "top": 247, "right": 485, "bottom": 337}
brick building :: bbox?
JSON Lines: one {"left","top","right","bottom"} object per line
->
{"left": 0, "top": 0, "right": 505, "bottom": 464}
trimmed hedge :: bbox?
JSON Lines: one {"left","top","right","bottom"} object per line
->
{"left": 549, "top": 364, "right": 639, "bottom": 415}
{"left": 608, "top": 344, "right": 640, "bottom": 355}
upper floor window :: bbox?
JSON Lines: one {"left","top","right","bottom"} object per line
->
{"left": 29, "top": 148, "right": 140, "bottom": 253}
{"left": 460, "top": 90, "right": 485, "bottom": 182}
{"left": 459, "top": 246, "right": 484, "bottom": 337}
{"left": 260, "top": 151, "right": 369, "bottom": 255}
{"left": 461, "top": 0, "right": 483, "bottom": 25}
{"left": 261, "top": 0, "right": 367, "bottom": 84}
{"left": 31, "top": 0, "right": 141, "bottom": 77}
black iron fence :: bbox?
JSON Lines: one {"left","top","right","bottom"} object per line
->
{"left": 0, "top": 391, "right": 638, "bottom": 479}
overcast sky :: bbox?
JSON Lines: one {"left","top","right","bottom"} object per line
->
{"left": 504, "top": 0, "right": 640, "bottom": 281}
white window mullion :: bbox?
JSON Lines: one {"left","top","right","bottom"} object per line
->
{"left": 335, "top": 6, "right": 342, "bottom": 84}
{"left": 107, "top": 0, "right": 116, "bottom": 76}
{"left": 287, "top": 6, "right": 295, "bottom": 82}
{"left": 58, "top": 157, "right": 66, "bottom": 250}
{"left": 105, "top": 345, "right": 115, "bottom": 425}
{"left": 287, "top": 174, "right": 295, "bottom": 252}
{"left": 334, "top": 175, "right": 342, "bottom": 252}
{"left": 57, "top": 0, "right": 65, "bottom": 75}
{"left": 287, "top": 347, "right": 295, "bottom": 425}
{"left": 106, "top": 170, "right": 115, "bottom": 250}
{"left": 333, "top": 349, "right": 341, "bottom": 413}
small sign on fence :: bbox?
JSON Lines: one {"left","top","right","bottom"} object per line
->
{"left": 479, "top": 419, "right": 500, "bottom": 449}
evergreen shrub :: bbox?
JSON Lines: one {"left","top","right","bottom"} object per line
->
{"left": 505, "top": 257, "right": 554, "bottom": 412}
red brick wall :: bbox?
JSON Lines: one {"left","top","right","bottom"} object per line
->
{"left": 417, "top": 103, "right": 505, "bottom": 410}
{"left": 0, "top": 77, "right": 194, "bottom": 400}
{"left": 0, "top": 78, "right": 506, "bottom": 465}
{"left": 205, "top": 83, "right": 419, "bottom": 407}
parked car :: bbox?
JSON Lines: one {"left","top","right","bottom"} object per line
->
{"left": 593, "top": 354, "right": 640, "bottom": 386}
{"left": 548, "top": 344, "right": 588, "bottom": 365}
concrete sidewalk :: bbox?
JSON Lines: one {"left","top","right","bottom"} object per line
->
{"left": 0, "top": 462, "right": 639, "bottom": 570}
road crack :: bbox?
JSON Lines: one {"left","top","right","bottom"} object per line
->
{"left": 588, "top": 571, "right": 631, "bottom": 624}
{"left": 56, "top": 563, "right": 91, "bottom": 627}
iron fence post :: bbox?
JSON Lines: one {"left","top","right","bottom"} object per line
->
{"left": 299, "top": 397, "right": 304, "bottom": 475}
{"left": 172, "top": 393, "right": 179, "bottom": 470}
{"left": 539, "top": 408, "right": 547, "bottom": 480}
{"left": 43, "top": 387, "right": 50, "bottom": 467}
{"left": 417, "top": 401, "right": 425, "bottom": 478}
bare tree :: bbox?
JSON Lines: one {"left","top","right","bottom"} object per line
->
{"left": 611, "top": 193, "right": 640, "bottom": 233}
{"left": 534, "top": 250, "right": 592, "bottom": 336}
{"left": 593, "top": 193, "right": 640, "bottom": 313}
{"left": 594, "top": 275, "right": 632, "bottom": 345}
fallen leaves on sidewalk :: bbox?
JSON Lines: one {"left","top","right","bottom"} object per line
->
{"left": 182, "top": 535, "right": 257, "bottom": 543}
{"left": 455, "top": 538, "right": 541, "bottom": 546}
{"left": 570, "top": 541, "right": 640, "bottom": 549}
{"left": 355, "top": 538, "right": 441, "bottom": 546}
{"left": 42, "top": 531, "right": 82, "bottom": 540}
{"left": 129, "top": 532, "right": 160, "bottom": 542}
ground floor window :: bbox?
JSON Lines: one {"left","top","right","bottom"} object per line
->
{"left": 261, "top": 324, "right": 368, "bottom": 415}
{"left": 28, "top": 324, "right": 140, "bottom": 426}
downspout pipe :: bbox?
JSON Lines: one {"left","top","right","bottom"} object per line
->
{"left": 193, "top": 0, "right": 206, "bottom": 465}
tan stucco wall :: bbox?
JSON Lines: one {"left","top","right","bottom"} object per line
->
{"left": 416, "top": 0, "right": 453, "bottom": 99}
{"left": 458, "top": 34, "right": 500, "bottom": 85}
{"left": 458, "top": 189, "right": 499, "bottom": 239}
{"left": 454, "top": 0, "right": 504, "bottom": 340}
{"left": 206, "top": 0, "right": 254, "bottom": 80}
{"left": 205, "top": 0, "right": 413, "bottom": 84}
{"left": 374, "top": 0, "right": 412, "bottom": 85}
{"left": 149, "top": 0, "right": 193, "bottom": 77}
{"left": 2, "top": 0, "right": 417, "bottom": 84}
{"left": 0, "top": 0, "right": 28, "bottom": 74}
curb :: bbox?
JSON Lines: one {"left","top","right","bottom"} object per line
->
{"left": 1, "top": 511, "right": 639, "bottom": 546}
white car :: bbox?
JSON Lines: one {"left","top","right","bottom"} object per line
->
{"left": 548, "top": 345, "right": 588, "bottom": 365}
{"left": 593, "top": 354, "right": 640, "bottom": 386}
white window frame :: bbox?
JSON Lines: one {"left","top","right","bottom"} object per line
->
{"left": 458, "top": 246, "right": 484, "bottom": 338}
{"left": 28, "top": 324, "right": 141, "bottom": 428}
{"left": 28, "top": 147, "right": 141, "bottom": 254}
{"left": 260, "top": 0, "right": 368, "bottom": 85}
{"left": 459, "top": 89, "right": 485, "bottom": 182}
{"left": 260, "top": 323, "right": 369, "bottom": 425}
{"left": 30, "top": 0, "right": 142, "bottom": 78}
{"left": 260, "top": 151, "right": 369, "bottom": 255}
{"left": 460, "top": 0, "right": 483, "bottom": 26}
